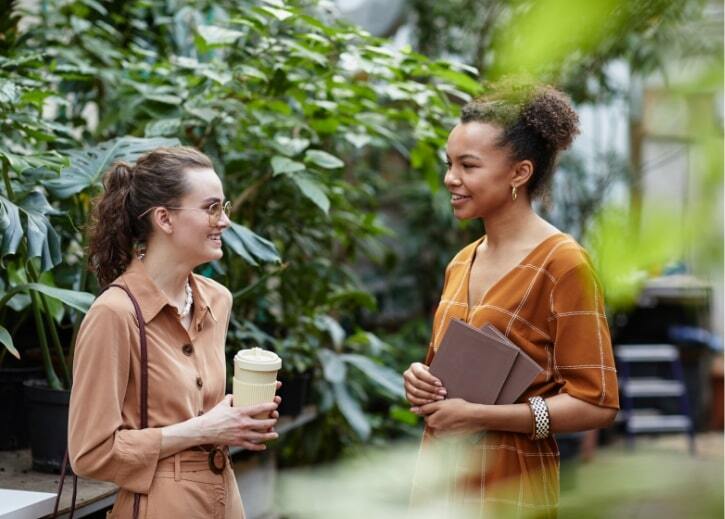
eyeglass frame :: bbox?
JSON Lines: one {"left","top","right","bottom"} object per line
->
{"left": 137, "top": 200, "right": 232, "bottom": 227}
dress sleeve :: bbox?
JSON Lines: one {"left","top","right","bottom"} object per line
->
{"left": 424, "top": 261, "right": 454, "bottom": 366}
{"left": 550, "top": 263, "right": 619, "bottom": 409}
{"left": 68, "top": 304, "right": 162, "bottom": 494}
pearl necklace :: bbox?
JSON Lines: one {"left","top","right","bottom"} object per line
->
{"left": 178, "top": 280, "right": 193, "bottom": 318}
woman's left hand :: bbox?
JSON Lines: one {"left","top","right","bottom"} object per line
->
{"left": 413, "top": 398, "right": 481, "bottom": 436}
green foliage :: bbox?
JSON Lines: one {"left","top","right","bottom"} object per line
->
{"left": 0, "top": 0, "right": 481, "bottom": 457}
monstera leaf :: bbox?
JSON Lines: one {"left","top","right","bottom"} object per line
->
{"left": 46, "top": 136, "right": 180, "bottom": 199}
{"left": 0, "top": 190, "right": 62, "bottom": 271}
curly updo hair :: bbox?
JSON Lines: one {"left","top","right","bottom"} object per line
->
{"left": 460, "top": 81, "right": 580, "bottom": 198}
{"left": 87, "top": 147, "right": 213, "bottom": 287}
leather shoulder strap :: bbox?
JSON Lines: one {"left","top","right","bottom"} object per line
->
{"left": 104, "top": 283, "right": 149, "bottom": 428}
{"left": 54, "top": 283, "right": 149, "bottom": 519}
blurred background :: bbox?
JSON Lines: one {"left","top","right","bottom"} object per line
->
{"left": 0, "top": 0, "right": 722, "bottom": 518}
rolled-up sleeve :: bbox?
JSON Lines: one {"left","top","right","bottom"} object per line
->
{"left": 68, "top": 304, "right": 162, "bottom": 494}
{"left": 551, "top": 263, "right": 620, "bottom": 409}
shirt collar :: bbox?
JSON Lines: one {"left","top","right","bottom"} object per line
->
{"left": 118, "top": 259, "right": 217, "bottom": 324}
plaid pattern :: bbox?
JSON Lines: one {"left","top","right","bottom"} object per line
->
{"left": 413, "top": 234, "right": 619, "bottom": 518}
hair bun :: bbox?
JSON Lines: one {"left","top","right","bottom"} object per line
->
{"left": 104, "top": 161, "right": 134, "bottom": 192}
{"left": 521, "top": 87, "right": 580, "bottom": 151}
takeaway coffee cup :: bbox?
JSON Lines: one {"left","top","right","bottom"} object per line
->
{"left": 233, "top": 348, "right": 282, "bottom": 413}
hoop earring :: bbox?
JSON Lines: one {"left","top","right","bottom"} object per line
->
{"left": 511, "top": 186, "right": 518, "bottom": 201}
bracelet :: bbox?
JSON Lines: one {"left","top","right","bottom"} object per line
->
{"left": 527, "top": 396, "right": 550, "bottom": 440}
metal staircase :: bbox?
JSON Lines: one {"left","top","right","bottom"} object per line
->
{"left": 616, "top": 344, "right": 696, "bottom": 454}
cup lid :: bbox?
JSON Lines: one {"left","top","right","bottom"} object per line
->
{"left": 234, "top": 347, "right": 282, "bottom": 371}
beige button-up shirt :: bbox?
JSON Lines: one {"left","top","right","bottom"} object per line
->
{"left": 68, "top": 259, "right": 232, "bottom": 494}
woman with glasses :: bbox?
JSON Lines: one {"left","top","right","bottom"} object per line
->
{"left": 68, "top": 147, "right": 277, "bottom": 518}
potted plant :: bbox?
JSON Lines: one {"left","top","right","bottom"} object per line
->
{"left": 0, "top": 133, "right": 181, "bottom": 470}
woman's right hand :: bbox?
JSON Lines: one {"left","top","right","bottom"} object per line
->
{"left": 403, "top": 362, "right": 446, "bottom": 406}
{"left": 199, "top": 395, "right": 279, "bottom": 451}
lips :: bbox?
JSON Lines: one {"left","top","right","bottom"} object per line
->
{"left": 208, "top": 233, "right": 222, "bottom": 245}
{"left": 450, "top": 193, "right": 471, "bottom": 205}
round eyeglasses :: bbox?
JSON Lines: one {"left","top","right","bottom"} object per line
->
{"left": 138, "top": 200, "right": 231, "bottom": 227}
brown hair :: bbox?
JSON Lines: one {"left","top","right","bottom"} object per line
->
{"left": 87, "top": 147, "right": 213, "bottom": 287}
{"left": 461, "top": 80, "right": 580, "bottom": 197}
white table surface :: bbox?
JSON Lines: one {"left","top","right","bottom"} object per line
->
{"left": 0, "top": 489, "right": 56, "bottom": 519}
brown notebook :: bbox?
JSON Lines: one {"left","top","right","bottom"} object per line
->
{"left": 429, "top": 319, "right": 518, "bottom": 405}
{"left": 480, "top": 323, "right": 544, "bottom": 404}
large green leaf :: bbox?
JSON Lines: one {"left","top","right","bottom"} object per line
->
{"left": 341, "top": 353, "right": 405, "bottom": 398}
{"left": 45, "top": 137, "right": 180, "bottom": 199}
{"left": 304, "top": 149, "right": 344, "bottom": 169}
{"left": 18, "top": 191, "right": 63, "bottom": 272}
{"left": 290, "top": 174, "right": 330, "bottom": 214}
{"left": 222, "top": 221, "right": 281, "bottom": 267}
{"left": 0, "top": 325, "right": 19, "bottom": 359}
{"left": 317, "top": 349, "right": 346, "bottom": 383}
{"left": 25, "top": 283, "right": 95, "bottom": 313}
{"left": 197, "top": 25, "right": 246, "bottom": 46}
{"left": 0, "top": 195, "right": 22, "bottom": 264}
{"left": 332, "top": 382, "right": 370, "bottom": 440}
{"left": 271, "top": 156, "right": 305, "bottom": 175}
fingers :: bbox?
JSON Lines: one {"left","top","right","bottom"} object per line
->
{"left": 404, "top": 364, "right": 446, "bottom": 398}
{"left": 276, "top": 381, "right": 282, "bottom": 390}
{"left": 245, "top": 417, "right": 277, "bottom": 430}
{"left": 407, "top": 394, "right": 436, "bottom": 406}
{"left": 273, "top": 395, "right": 282, "bottom": 405}
{"left": 411, "top": 401, "right": 440, "bottom": 416}
{"left": 220, "top": 394, "right": 234, "bottom": 406}
{"left": 404, "top": 382, "right": 444, "bottom": 402}
{"left": 410, "top": 363, "right": 443, "bottom": 387}
{"left": 242, "top": 430, "right": 279, "bottom": 443}
{"left": 238, "top": 441, "right": 267, "bottom": 451}
{"left": 239, "top": 401, "right": 278, "bottom": 417}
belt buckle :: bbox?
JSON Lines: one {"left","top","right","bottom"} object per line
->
{"left": 208, "top": 446, "right": 226, "bottom": 475}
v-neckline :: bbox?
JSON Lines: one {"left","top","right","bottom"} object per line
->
{"left": 464, "top": 232, "right": 565, "bottom": 318}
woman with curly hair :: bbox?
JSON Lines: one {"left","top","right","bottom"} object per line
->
{"left": 68, "top": 147, "right": 279, "bottom": 518}
{"left": 404, "top": 83, "right": 619, "bottom": 517}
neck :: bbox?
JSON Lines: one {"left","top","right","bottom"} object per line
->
{"left": 141, "top": 244, "right": 192, "bottom": 302}
{"left": 481, "top": 200, "right": 548, "bottom": 250}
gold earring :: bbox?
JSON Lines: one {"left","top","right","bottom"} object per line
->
{"left": 511, "top": 186, "right": 517, "bottom": 201}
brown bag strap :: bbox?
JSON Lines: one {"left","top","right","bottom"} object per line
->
{"left": 53, "top": 283, "right": 148, "bottom": 519}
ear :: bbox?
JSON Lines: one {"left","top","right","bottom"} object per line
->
{"left": 511, "top": 159, "right": 534, "bottom": 192}
{"left": 151, "top": 207, "right": 174, "bottom": 235}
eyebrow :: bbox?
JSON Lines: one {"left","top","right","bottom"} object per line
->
{"left": 201, "top": 197, "right": 223, "bottom": 204}
{"left": 446, "top": 153, "right": 482, "bottom": 161}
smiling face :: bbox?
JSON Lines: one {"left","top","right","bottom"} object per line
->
{"left": 168, "top": 167, "right": 230, "bottom": 266}
{"left": 444, "top": 122, "right": 517, "bottom": 220}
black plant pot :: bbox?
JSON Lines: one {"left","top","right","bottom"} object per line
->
{"left": 278, "top": 371, "right": 311, "bottom": 417}
{"left": 23, "top": 379, "right": 71, "bottom": 473}
{"left": 0, "top": 366, "right": 44, "bottom": 450}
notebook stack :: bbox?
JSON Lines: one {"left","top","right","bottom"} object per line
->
{"left": 429, "top": 319, "right": 543, "bottom": 405}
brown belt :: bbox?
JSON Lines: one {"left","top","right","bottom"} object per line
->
{"left": 158, "top": 446, "right": 230, "bottom": 475}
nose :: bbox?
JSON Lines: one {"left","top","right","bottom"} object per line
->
{"left": 217, "top": 210, "right": 231, "bottom": 229}
{"left": 444, "top": 165, "right": 460, "bottom": 189}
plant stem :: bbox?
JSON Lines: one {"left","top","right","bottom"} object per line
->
{"left": 30, "top": 291, "right": 63, "bottom": 390}
{"left": 24, "top": 258, "right": 71, "bottom": 387}
{"left": 38, "top": 288, "right": 72, "bottom": 387}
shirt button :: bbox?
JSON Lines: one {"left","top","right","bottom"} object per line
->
{"left": 196, "top": 377, "right": 203, "bottom": 389}
{"left": 182, "top": 343, "right": 194, "bottom": 356}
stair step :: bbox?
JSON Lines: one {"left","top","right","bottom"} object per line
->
{"left": 626, "top": 414, "right": 692, "bottom": 433}
{"left": 616, "top": 344, "right": 679, "bottom": 362}
{"left": 622, "top": 378, "right": 686, "bottom": 397}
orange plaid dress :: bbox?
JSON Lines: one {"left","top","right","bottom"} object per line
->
{"left": 413, "top": 233, "right": 619, "bottom": 518}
